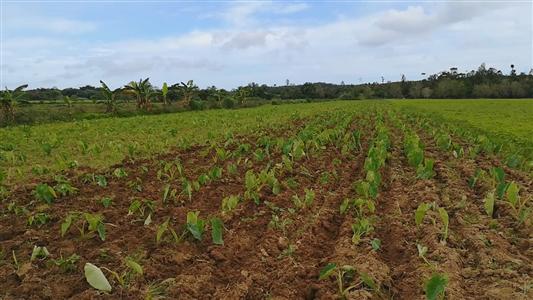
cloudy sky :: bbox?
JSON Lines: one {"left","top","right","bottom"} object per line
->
{"left": 1, "top": 0, "right": 532, "bottom": 89}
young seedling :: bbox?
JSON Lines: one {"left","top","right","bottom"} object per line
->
{"left": 27, "top": 212, "right": 51, "bottom": 227}
{"left": 319, "top": 263, "right": 378, "bottom": 299}
{"left": 156, "top": 218, "right": 183, "bottom": 245}
{"left": 50, "top": 254, "right": 80, "bottom": 273}
{"left": 33, "top": 183, "right": 57, "bottom": 204}
{"left": 352, "top": 217, "right": 374, "bottom": 245}
{"left": 424, "top": 273, "right": 448, "bottom": 300}
{"left": 30, "top": 246, "right": 50, "bottom": 261}
{"left": 221, "top": 195, "right": 240, "bottom": 213}
{"left": 504, "top": 182, "right": 532, "bottom": 224}
{"left": 128, "top": 199, "right": 155, "bottom": 225}
{"left": 61, "top": 212, "right": 106, "bottom": 241}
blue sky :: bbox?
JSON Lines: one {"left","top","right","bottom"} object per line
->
{"left": 1, "top": 0, "right": 532, "bottom": 89}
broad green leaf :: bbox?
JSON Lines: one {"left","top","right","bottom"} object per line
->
{"left": 211, "top": 218, "right": 224, "bottom": 245}
{"left": 484, "top": 191, "right": 495, "bottom": 217}
{"left": 340, "top": 198, "right": 351, "bottom": 214}
{"left": 415, "top": 203, "right": 430, "bottom": 226}
{"left": 84, "top": 263, "right": 112, "bottom": 292}
{"left": 319, "top": 263, "right": 337, "bottom": 280}
{"left": 61, "top": 215, "right": 74, "bottom": 237}
{"left": 505, "top": 181, "right": 519, "bottom": 207}
{"left": 424, "top": 273, "right": 448, "bottom": 300}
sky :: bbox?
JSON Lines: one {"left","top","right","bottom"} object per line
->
{"left": 1, "top": 0, "right": 532, "bottom": 89}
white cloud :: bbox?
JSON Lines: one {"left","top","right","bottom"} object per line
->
{"left": 1, "top": 1, "right": 530, "bottom": 89}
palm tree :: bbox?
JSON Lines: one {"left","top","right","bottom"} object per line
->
{"left": 100, "top": 80, "right": 120, "bottom": 113}
{"left": 1, "top": 84, "right": 28, "bottom": 123}
{"left": 124, "top": 78, "right": 155, "bottom": 110}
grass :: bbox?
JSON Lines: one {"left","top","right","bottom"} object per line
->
{"left": 393, "top": 99, "right": 533, "bottom": 144}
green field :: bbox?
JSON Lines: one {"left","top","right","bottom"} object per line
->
{"left": 394, "top": 99, "right": 533, "bottom": 144}
{"left": 0, "top": 101, "right": 367, "bottom": 185}
{"left": 1, "top": 99, "right": 532, "bottom": 186}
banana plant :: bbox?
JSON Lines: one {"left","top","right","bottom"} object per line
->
{"left": 124, "top": 78, "right": 156, "bottom": 110}
{"left": 100, "top": 80, "right": 120, "bottom": 113}
{"left": 161, "top": 82, "right": 170, "bottom": 105}
{"left": 172, "top": 80, "right": 198, "bottom": 107}
{"left": 1, "top": 84, "right": 28, "bottom": 122}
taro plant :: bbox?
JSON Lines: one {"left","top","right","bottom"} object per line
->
{"left": 128, "top": 199, "right": 155, "bottom": 225}
{"left": 291, "top": 188, "right": 315, "bottom": 209}
{"left": 54, "top": 176, "right": 78, "bottom": 197}
{"left": 61, "top": 212, "right": 106, "bottom": 241}
{"left": 416, "top": 158, "right": 435, "bottom": 180}
{"left": 161, "top": 184, "right": 177, "bottom": 204}
{"left": 221, "top": 195, "right": 240, "bottom": 213}
{"left": 30, "top": 246, "right": 50, "bottom": 261}
{"left": 33, "top": 183, "right": 57, "bottom": 204}
{"left": 424, "top": 273, "right": 448, "bottom": 300}
{"left": 27, "top": 212, "right": 51, "bottom": 227}
{"left": 156, "top": 218, "right": 184, "bottom": 245}
{"left": 186, "top": 211, "right": 205, "bottom": 241}
{"left": 113, "top": 168, "right": 128, "bottom": 179}
{"left": 50, "top": 254, "right": 80, "bottom": 273}
{"left": 351, "top": 217, "right": 374, "bottom": 245}
{"left": 415, "top": 203, "right": 449, "bottom": 243}
{"left": 101, "top": 197, "right": 113, "bottom": 208}
{"left": 504, "top": 181, "right": 531, "bottom": 224}
{"left": 102, "top": 256, "right": 144, "bottom": 288}
{"left": 489, "top": 167, "right": 509, "bottom": 199}
{"left": 319, "top": 263, "right": 378, "bottom": 299}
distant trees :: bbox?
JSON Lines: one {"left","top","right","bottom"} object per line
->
{"left": 4, "top": 63, "right": 533, "bottom": 114}
{"left": 1, "top": 84, "right": 28, "bottom": 122}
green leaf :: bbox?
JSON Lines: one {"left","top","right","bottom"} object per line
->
{"left": 97, "top": 223, "right": 106, "bottom": 241}
{"left": 319, "top": 263, "right": 337, "bottom": 280}
{"left": 505, "top": 181, "right": 519, "bottom": 207}
{"left": 484, "top": 191, "right": 495, "bottom": 218}
{"left": 359, "top": 272, "right": 377, "bottom": 290}
{"left": 340, "top": 198, "right": 351, "bottom": 214}
{"left": 156, "top": 218, "right": 170, "bottom": 245}
{"left": 84, "top": 263, "right": 112, "bottom": 292}
{"left": 415, "top": 203, "right": 430, "bottom": 226}
{"left": 211, "top": 218, "right": 224, "bottom": 245}
{"left": 125, "top": 258, "right": 143, "bottom": 275}
{"left": 371, "top": 238, "right": 381, "bottom": 251}
{"left": 424, "top": 273, "right": 448, "bottom": 300}
{"left": 61, "top": 215, "right": 74, "bottom": 237}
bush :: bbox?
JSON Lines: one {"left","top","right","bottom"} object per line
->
{"left": 223, "top": 97, "right": 235, "bottom": 109}
{"left": 189, "top": 100, "right": 206, "bottom": 111}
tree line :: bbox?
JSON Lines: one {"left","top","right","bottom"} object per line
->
{"left": 2, "top": 63, "right": 532, "bottom": 123}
